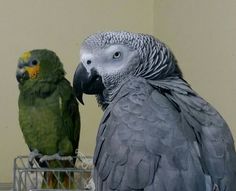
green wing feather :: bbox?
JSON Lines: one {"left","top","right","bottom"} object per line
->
{"left": 57, "top": 78, "right": 80, "bottom": 156}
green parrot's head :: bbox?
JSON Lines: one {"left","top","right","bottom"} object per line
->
{"left": 16, "top": 49, "right": 65, "bottom": 84}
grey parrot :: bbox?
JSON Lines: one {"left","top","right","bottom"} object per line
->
{"left": 73, "top": 31, "right": 236, "bottom": 191}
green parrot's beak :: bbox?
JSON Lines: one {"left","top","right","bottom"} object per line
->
{"left": 16, "top": 68, "right": 29, "bottom": 83}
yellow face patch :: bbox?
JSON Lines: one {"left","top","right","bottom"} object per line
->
{"left": 25, "top": 64, "right": 40, "bottom": 79}
{"left": 20, "top": 51, "right": 31, "bottom": 62}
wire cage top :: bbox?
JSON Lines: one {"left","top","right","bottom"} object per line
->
{"left": 13, "top": 155, "right": 94, "bottom": 191}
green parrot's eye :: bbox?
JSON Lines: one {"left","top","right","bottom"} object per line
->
{"left": 113, "top": 51, "right": 121, "bottom": 59}
{"left": 31, "top": 60, "right": 38, "bottom": 66}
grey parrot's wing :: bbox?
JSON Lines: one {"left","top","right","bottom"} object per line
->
{"left": 149, "top": 77, "right": 236, "bottom": 190}
{"left": 93, "top": 79, "right": 207, "bottom": 191}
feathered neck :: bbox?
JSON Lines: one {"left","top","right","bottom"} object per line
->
{"left": 19, "top": 74, "right": 63, "bottom": 99}
{"left": 96, "top": 77, "right": 133, "bottom": 110}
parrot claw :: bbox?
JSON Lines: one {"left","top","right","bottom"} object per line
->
{"left": 85, "top": 178, "right": 95, "bottom": 191}
{"left": 39, "top": 153, "right": 73, "bottom": 163}
{"left": 28, "top": 149, "right": 42, "bottom": 167}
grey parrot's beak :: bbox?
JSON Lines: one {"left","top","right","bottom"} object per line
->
{"left": 73, "top": 63, "right": 105, "bottom": 105}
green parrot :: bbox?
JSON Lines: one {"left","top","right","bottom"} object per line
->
{"left": 16, "top": 49, "right": 80, "bottom": 189}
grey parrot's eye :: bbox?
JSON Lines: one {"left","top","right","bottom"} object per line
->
{"left": 113, "top": 51, "right": 121, "bottom": 59}
{"left": 31, "top": 60, "right": 38, "bottom": 66}
{"left": 87, "top": 60, "right": 92, "bottom": 65}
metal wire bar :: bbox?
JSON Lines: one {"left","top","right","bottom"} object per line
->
{"left": 13, "top": 155, "right": 93, "bottom": 191}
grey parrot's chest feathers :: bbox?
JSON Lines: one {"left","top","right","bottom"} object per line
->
{"left": 93, "top": 77, "right": 236, "bottom": 191}
{"left": 93, "top": 78, "right": 194, "bottom": 190}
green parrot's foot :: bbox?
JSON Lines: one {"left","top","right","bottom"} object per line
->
{"left": 28, "top": 149, "right": 42, "bottom": 167}
{"left": 39, "top": 153, "right": 73, "bottom": 163}
{"left": 85, "top": 178, "right": 95, "bottom": 191}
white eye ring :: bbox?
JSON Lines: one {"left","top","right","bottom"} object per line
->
{"left": 113, "top": 51, "right": 121, "bottom": 59}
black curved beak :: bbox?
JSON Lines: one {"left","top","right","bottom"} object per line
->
{"left": 73, "top": 63, "right": 105, "bottom": 105}
{"left": 16, "top": 69, "right": 29, "bottom": 83}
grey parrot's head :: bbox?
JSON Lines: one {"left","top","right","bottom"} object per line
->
{"left": 73, "top": 31, "right": 182, "bottom": 107}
